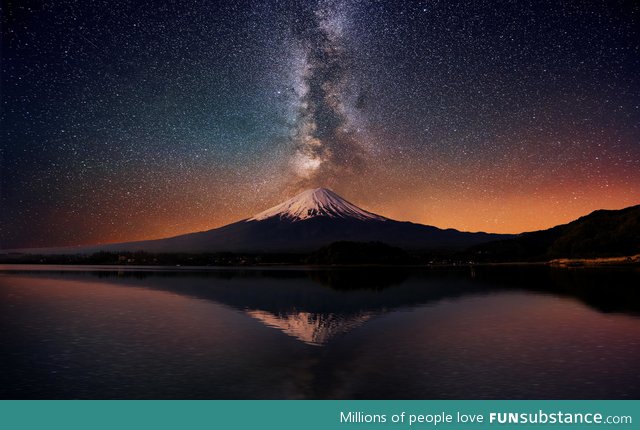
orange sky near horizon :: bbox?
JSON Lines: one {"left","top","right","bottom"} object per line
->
{"left": 62, "top": 179, "right": 638, "bottom": 248}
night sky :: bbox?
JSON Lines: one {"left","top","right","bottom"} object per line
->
{"left": 1, "top": 0, "right": 639, "bottom": 248}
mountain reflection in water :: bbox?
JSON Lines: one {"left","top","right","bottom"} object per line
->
{"left": 1, "top": 265, "right": 639, "bottom": 399}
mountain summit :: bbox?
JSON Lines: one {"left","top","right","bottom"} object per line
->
{"left": 248, "top": 188, "right": 386, "bottom": 222}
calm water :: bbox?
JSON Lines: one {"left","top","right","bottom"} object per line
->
{"left": 1, "top": 265, "right": 639, "bottom": 399}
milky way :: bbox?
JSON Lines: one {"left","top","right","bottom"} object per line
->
{"left": 1, "top": 0, "right": 639, "bottom": 248}
{"left": 287, "top": 0, "right": 369, "bottom": 189}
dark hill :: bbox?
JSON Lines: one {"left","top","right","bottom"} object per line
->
{"left": 469, "top": 205, "right": 640, "bottom": 261}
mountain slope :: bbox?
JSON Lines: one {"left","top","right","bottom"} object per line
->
{"left": 469, "top": 205, "right": 640, "bottom": 261}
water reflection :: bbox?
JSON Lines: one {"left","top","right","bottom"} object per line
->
{"left": 1, "top": 265, "right": 639, "bottom": 399}
{"left": 246, "top": 310, "right": 374, "bottom": 346}
{"left": 4, "top": 266, "right": 640, "bottom": 346}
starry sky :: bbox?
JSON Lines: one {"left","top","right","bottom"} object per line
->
{"left": 1, "top": 0, "right": 639, "bottom": 248}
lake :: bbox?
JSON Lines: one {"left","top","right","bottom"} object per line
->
{"left": 1, "top": 265, "right": 639, "bottom": 399}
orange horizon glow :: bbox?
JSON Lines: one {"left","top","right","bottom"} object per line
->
{"left": 19, "top": 153, "right": 640, "bottom": 249}
{"left": 47, "top": 191, "right": 638, "bottom": 249}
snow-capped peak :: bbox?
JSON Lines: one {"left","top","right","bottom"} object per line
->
{"left": 247, "top": 188, "right": 387, "bottom": 222}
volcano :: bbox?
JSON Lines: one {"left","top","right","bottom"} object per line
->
{"left": 9, "top": 188, "right": 511, "bottom": 254}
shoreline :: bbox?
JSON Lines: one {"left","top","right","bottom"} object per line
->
{"left": 549, "top": 254, "right": 640, "bottom": 267}
{"left": 1, "top": 255, "right": 639, "bottom": 271}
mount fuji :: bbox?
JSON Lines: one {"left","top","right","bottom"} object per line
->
{"left": 9, "top": 188, "right": 511, "bottom": 254}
